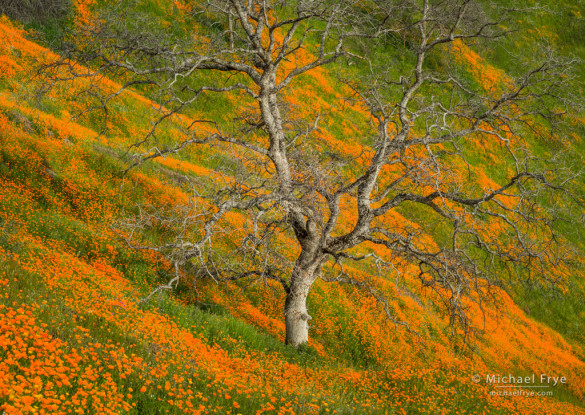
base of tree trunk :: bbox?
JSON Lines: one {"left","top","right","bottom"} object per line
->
{"left": 284, "top": 289, "right": 311, "bottom": 347}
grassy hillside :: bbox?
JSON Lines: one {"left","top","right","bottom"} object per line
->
{"left": 1, "top": 0, "right": 585, "bottom": 414}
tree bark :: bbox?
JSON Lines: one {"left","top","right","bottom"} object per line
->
{"left": 284, "top": 274, "right": 312, "bottom": 346}
{"left": 284, "top": 254, "right": 324, "bottom": 347}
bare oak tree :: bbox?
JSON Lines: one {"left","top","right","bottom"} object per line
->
{"left": 43, "top": 0, "right": 582, "bottom": 346}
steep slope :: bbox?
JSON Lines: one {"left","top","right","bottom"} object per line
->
{"left": 0, "top": 1, "right": 585, "bottom": 414}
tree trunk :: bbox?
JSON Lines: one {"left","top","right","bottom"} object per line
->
{"left": 284, "top": 276, "right": 312, "bottom": 346}
{"left": 285, "top": 254, "right": 325, "bottom": 347}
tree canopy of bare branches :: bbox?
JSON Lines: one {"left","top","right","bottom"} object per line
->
{"left": 43, "top": 0, "right": 583, "bottom": 347}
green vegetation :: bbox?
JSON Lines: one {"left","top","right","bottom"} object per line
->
{"left": 0, "top": 0, "right": 584, "bottom": 413}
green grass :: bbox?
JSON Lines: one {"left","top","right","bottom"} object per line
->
{"left": 2, "top": 1, "right": 585, "bottom": 413}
